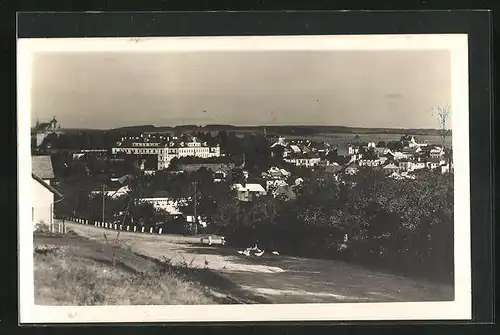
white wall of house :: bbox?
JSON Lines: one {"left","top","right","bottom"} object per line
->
{"left": 284, "top": 157, "right": 321, "bottom": 167}
{"left": 138, "top": 197, "right": 184, "bottom": 215}
{"left": 32, "top": 177, "right": 54, "bottom": 229}
{"left": 90, "top": 185, "right": 130, "bottom": 199}
{"left": 358, "top": 159, "right": 382, "bottom": 167}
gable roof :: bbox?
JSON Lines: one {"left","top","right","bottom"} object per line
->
{"left": 232, "top": 183, "right": 266, "bottom": 193}
{"left": 32, "top": 155, "right": 54, "bottom": 179}
{"left": 280, "top": 168, "right": 291, "bottom": 175}
{"left": 89, "top": 179, "right": 131, "bottom": 193}
{"left": 270, "top": 141, "right": 286, "bottom": 148}
{"left": 32, "top": 173, "right": 63, "bottom": 199}
{"left": 383, "top": 163, "right": 399, "bottom": 169}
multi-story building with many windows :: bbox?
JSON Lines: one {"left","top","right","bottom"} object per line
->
{"left": 112, "top": 135, "right": 221, "bottom": 170}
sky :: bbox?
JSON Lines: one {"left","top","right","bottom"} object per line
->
{"left": 31, "top": 50, "right": 451, "bottom": 129}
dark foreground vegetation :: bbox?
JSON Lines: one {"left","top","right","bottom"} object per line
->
{"left": 209, "top": 169, "right": 454, "bottom": 284}
{"left": 55, "top": 167, "right": 454, "bottom": 284}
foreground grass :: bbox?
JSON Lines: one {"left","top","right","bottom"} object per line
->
{"left": 34, "top": 244, "right": 216, "bottom": 305}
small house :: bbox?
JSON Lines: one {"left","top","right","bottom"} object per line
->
{"left": 344, "top": 164, "right": 359, "bottom": 175}
{"left": 294, "top": 177, "right": 304, "bottom": 186}
{"left": 373, "top": 147, "right": 390, "bottom": 157}
{"left": 266, "top": 179, "right": 288, "bottom": 191}
{"left": 398, "top": 159, "right": 412, "bottom": 172}
{"left": 358, "top": 158, "right": 383, "bottom": 167}
{"left": 90, "top": 181, "right": 131, "bottom": 199}
{"left": 267, "top": 166, "right": 290, "bottom": 179}
{"left": 426, "top": 157, "right": 445, "bottom": 170}
{"left": 32, "top": 156, "right": 63, "bottom": 231}
{"left": 388, "top": 171, "right": 403, "bottom": 180}
{"left": 387, "top": 150, "right": 408, "bottom": 161}
{"left": 231, "top": 183, "right": 267, "bottom": 202}
{"left": 430, "top": 146, "right": 445, "bottom": 158}
{"left": 213, "top": 170, "right": 228, "bottom": 183}
{"left": 383, "top": 163, "right": 400, "bottom": 174}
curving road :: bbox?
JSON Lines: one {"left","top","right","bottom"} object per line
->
{"left": 61, "top": 221, "right": 454, "bottom": 304}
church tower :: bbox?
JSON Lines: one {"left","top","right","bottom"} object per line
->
{"left": 50, "top": 116, "right": 58, "bottom": 130}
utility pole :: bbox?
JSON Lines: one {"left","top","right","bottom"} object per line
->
{"left": 102, "top": 184, "right": 106, "bottom": 225}
{"left": 193, "top": 181, "right": 198, "bottom": 235}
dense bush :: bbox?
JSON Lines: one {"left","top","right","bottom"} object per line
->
{"left": 211, "top": 169, "right": 454, "bottom": 283}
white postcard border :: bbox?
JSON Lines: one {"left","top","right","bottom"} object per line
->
{"left": 18, "top": 34, "right": 471, "bottom": 323}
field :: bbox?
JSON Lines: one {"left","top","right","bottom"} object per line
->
{"left": 231, "top": 131, "right": 453, "bottom": 147}
{"left": 33, "top": 221, "right": 455, "bottom": 305}
{"left": 272, "top": 132, "right": 452, "bottom": 147}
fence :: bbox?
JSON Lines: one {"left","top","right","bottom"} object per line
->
{"left": 66, "top": 217, "right": 163, "bottom": 235}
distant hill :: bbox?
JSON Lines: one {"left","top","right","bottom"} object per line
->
{"left": 106, "top": 124, "right": 450, "bottom": 137}
{"left": 110, "top": 124, "right": 239, "bottom": 132}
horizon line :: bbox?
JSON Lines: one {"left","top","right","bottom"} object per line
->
{"left": 47, "top": 124, "right": 451, "bottom": 132}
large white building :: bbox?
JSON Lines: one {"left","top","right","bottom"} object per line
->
{"left": 112, "top": 136, "right": 221, "bottom": 170}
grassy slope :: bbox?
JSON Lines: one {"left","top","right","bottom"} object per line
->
{"left": 63, "top": 222, "right": 454, "bottom": 304}
{"left": 34, "top": 235, "right": 216, "bottom": 306}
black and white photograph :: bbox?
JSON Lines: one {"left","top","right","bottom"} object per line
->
{"left": 18, "top": 34, "right": 471, "bottom": 323}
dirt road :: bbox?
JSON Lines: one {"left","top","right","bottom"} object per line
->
{"left": 63, "top": 221, "right": 454, "bottom": 304}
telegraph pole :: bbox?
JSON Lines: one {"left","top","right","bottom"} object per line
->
{"left": 102, "top": 184, "right": 106, "bottom": 225}
{"left": 193, "top": 181, "right": 198, "bottom": 235}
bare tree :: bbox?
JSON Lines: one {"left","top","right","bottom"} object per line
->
{"left": 431, "top": 105, "right": 451, "bottom": 149}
